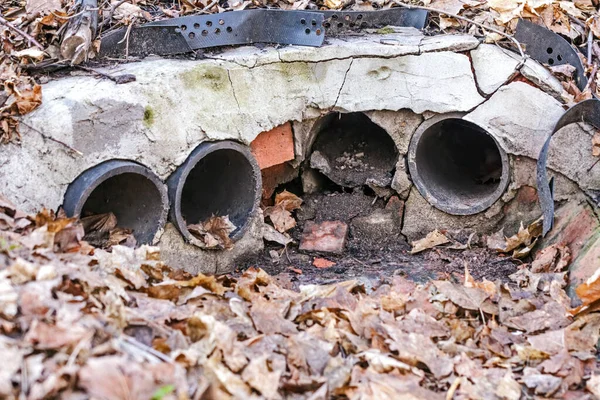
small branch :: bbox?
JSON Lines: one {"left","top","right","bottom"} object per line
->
{"left": 393, "top": 1, "right": 527, "bottom": 68}
{"left": 20, "top": 121, "right": 83, "bottom": 156}
{"left": 588, "top": 29, "right": 594, "bottom": 66}
{"left": 75, "top": 65, "right": 136, "bottom": 84}
{"left": 0, "top": 16, "right": 44, "bottom": 49}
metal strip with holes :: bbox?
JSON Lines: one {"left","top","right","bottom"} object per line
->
{"left": 537, "top": 99, "right": 600, "bottom": 236}
{"left": 515, "top": 19, "right": 588, "bottom": 91}
{"left": 100, "top": 10, "right": 325, "bottom": 57}
{"left": 99, "top": 8, "right": 428, "bottom": 57}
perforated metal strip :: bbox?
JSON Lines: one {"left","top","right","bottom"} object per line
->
{"left": 537, "top": 99, "right": 600, "bottom": 236}
{"left": 515, "top": 19, "right": 588, "bottom": 91}
{"left": 100, "top": 10, "right": 325, "bottom": 57}
{"left": 99, "top": 8, "right": 428, "bottom": 57}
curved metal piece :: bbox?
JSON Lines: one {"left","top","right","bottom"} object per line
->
{"left": 319, "top": 8, "right": 427, "bottom": 34}
{"left": 167, "top": 140, "right": 261, "bottom": 248}
{"left": 63, "top": 160, "right": 169, "bottom": 244}
{"left": 537, "top": 99, "right": 600, "bottom": 236}
{"left": 515, "top": 19, "right": 588, "bottom": 91}
{"left": 407, "top": 113, "right": 511, "bottom": 216}
{"left": 99, "top": 8, "right": 428, "bottom": 57}
{"left": 101, "top": 10, "right": 325, "bottom": 57}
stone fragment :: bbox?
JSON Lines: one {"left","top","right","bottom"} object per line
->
{"left": 471, "top": 44, "right": 519, "bottom": 94}
{"left": 391, "top": 158, "right": 412, "bottom": 200}
{"left": 337, "top": 52, "right": 485, "bottom": 114}
{"left": 250, "top": 122, "right": 295, "bottom": 169}
{"left": 299, "top": 221, "right": 348, "bottom": 254}
{"left": 260, "top": 163, "right": 297, "bottom": 201}
{"left": 301, "top": 168, "right": 326, "bottom": 195}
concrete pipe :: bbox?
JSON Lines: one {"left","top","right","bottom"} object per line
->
{"left": 407, "top": 113, "right": 510, "bottom": 215}
{"left": 63, "top": 160, "right": 169, "bottom": 244}
{"left": 167, "top": 140, "right": 261, "bottom": 247}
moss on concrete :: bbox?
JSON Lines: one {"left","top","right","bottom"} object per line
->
{"left": 143, "top": 105, "right": 155, "bottom": 127}
{"left": 180, "top": 65, "right": 229, "bottom": 91}
{"left": 376, "top": 26, "right": 396, "bottom": 34}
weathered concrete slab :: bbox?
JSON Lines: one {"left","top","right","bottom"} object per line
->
{"left": 465, "top": 82, "right": 565, "bottom": 161}
{"left": 471, "top": 44, "right": 564, "bottom": 98}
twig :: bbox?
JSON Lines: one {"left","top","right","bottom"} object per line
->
{"left": 20, "top": 121, "right": 83, "bottom": 156}
{"left": 75, "top": 64, "right": 136, "bottom": 84}
{"left": 584, "top": 62, "right": 598, "bottom": 92}
{"left": 201, "top": 0, "right": 219, "bottom": 12}
{"left": 392, "top": 1, "right": 527, "bottom": 69}
{"left": 588, "top": 29, "right": 594, "bottom": 66}
{"left": 0, "top": 16, "right": 44, "bottom": 50}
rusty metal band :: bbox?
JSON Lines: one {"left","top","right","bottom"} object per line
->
{"left": 515, "top": 19, "right": 588, "bottom": 91}
{"left": 537, "top": 99, "right": 600, "bottom": 236}
{"left": 99, "top": 8, "right": 428, "bottom": 57}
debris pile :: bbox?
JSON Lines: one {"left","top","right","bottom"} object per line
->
{"left": 3, "top": 193, "right": 600, "bottom": 398}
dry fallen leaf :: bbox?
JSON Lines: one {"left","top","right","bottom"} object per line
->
{"left": 410, "top": 229, "right": 450, "bottom": 254}
{"left": 188, "top": 215, "right": 236, "bottom": 250}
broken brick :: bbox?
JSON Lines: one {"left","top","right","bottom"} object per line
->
{"left": 260, "top": 163, "right": 297, "bottom": 203}
{"left": 299, "top": 221, "right": 348, "bottom": 254}
{"left": 313, "top": 258, "right": 335, "bottom": 269}
{"left": 250, "top": 122, "right": 295, "bottom": 170}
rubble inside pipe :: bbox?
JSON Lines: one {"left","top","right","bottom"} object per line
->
{"left": 4, "top": 194, "right": 600, "bottom": 399}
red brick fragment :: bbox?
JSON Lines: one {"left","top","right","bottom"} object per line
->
{"left": 250, "top": 122, "right": 295, "bottom": 170}
{"left": 313, "top": 258, "right": 336, "bottom": 269}
{"left": 299, "top": 221, "right": 348, "bottom": 254}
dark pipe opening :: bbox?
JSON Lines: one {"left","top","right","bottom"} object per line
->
{"left": 167, "top": 141, "right": 261, "bottom": 246}
{"left": 309, "top": 112, "right": 398, "bottom": 188}
{"left": 408, "top": 114, "right": 510, "bottom": 215}
{"left": 63, "top": 160, "right": 169, "bottom": 244}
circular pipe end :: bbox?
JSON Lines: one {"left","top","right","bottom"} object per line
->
{"left": 63, "top": 160, "right": 169, "bottom": 244}
{"left": 167, "top": 140, "right": 261, "bottom": 248}
{"left": 407, "top": 114, "right": 510, "bottom": 216}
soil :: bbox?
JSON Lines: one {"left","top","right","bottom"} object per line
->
{"left": 239, "top": 188, "right": 519, "bottom": 291}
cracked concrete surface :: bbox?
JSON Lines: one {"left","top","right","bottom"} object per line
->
{"left": 1, "top": 30, "right": 597, "bottom": 273}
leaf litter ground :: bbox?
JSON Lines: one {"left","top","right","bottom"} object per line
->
{"left": 2, "top": 194, "right": 600, "bottom": 399}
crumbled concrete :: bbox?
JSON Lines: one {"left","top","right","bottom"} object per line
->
{"left": 471, "top": 44, "right": 519, "bottom": 94}
{"left": 402, "top": 187, "right": 505, "bottom": 241}
{"left": 391, "top": 158, "right": 413, "bottom": 200}
{"left": 470, "top": 44, "right": 565, "bottom": 98}
{"left": 299, "top": 221, "right": 348, "bottom": 253}
{"left": 464, "top": 82, "right": 565, "bottom": 160}
{"left": 401, "top": 155, "right": 581, "bottom": 240}
{"left": 159, "top": 211, "right": 264, "bottom": 274}
{"left": 3, "top": 32, "right": 487, "bottom": 216}
{"left": 465, "top": 82, "right": 600, "bottom": 194}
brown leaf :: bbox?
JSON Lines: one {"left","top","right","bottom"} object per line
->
{"left": 25, "top": 320, "right": 89, "bottom": 349}
{"left": 264, "top": 203, "right": 296, "bottom": 233}
{"left": 434, "top": 280, "right": 498, "bottom": 314}
{"left": 275, "top": 190, "right": 303, "bottom": 212}
{"left": 188, "top": 215, "right": 236, "bottom": 249}
{"left": 410, "top": 229, "right": 450, "bottom": 254}
{"left": 531, "top": 243, "right": 571, "bottom": 273}
{"left": 575, "top": 267, "right": 600, "bottom": 307}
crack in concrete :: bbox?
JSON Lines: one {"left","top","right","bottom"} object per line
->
{"left": 227, "top": 70, "right": 242, "bottom": 112}
{"left": 331, "top": 58, "right": 354, "bottom": 111}
{"left": 205, "top": 51, "right": 421, "bottom": 70}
